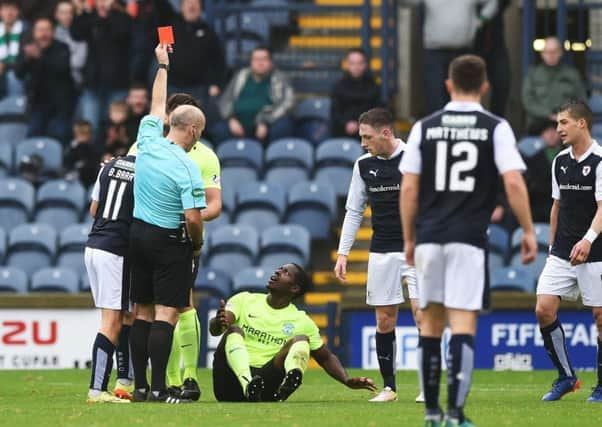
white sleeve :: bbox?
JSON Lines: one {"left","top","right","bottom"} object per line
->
{"left": 551, "top": 157, "right": 560, "bottom": 200}
{"left": 399, "top": 121, "right": 422, "bottom": 174}
{"left": 493, "top": 120, "right": 526, "bottom": 174}
{"left": 345, "top": 160, "right": 368, "bottom": 213}
{"left": 337, "top": 209, "right": 364, "bottom": 256}
{"left": 595, "top": 161, "right": 602, "bottom": 201}
{"left": 91, "top": 168, "right": 103, "bottom": 202}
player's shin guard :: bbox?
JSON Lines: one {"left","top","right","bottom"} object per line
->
{"left": 166, "top": 321, "right": 182, "bottom": 387}
{"left": 541, "top": 318, "right": 575, "bottom": 378}
{"left": 225, "top": 332, "right": 252, "bottom": 391}
{"left": 284, "top": 340, "right": 310, "bottom": 373}
{"left": 130, "top": 319, "right": 152, "bottom": 390}
{"left": 116, "top": 325, "right": 132, "bottom": 383}
{"left": 148, "top": 321, "right": 174, "bottom": 393}
{"left": 418, "top": 336, "right": 442, "bottom": 415}
{"left": 179, "top": 308, "right": 201, "bottom": 381}
{"left": 89, "top": 333, "right": 115, "bottom": 393}
{"left": 446, "top": 334, "right": 474, "bottom": 423}
{"left": 375, "top": 331, "right": 396, "bottom": 391}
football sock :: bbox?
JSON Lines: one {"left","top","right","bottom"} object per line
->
{"left": 130, "top": 319, "right": 151, "bottom": 390}
{"left": 540, "top": 318, "right": 574, "bottom": 378}
{"left": 149, "top": 321, "right": 174, "bottom": 393}
{"left": 375, "top": 331, "right": 397, "bottom": 391}
{"left": 418, "top": 336, "right": 441, "bottom": 415}
{"left": 89, "top": 333, "right": 115, "bottom": 392}
{"left": 598, "top": 338, "right": 602, "bottom": 386}
{"left": 284, "top": 340, "right": 310, "bottom": 373}
{"left": 447, "top": 334, "right": 474, "bottom": 423}
{"left": 166, "top": 321, "right": 182, "bottom": 387}
{"left": 225, "top": 332, "right": 252, "bottom": 391}
{"left": 179, "top": 308, "right": 201, "bottom": 381}
{"left": 116, "top": 325, "right": 132, "bottom": 381}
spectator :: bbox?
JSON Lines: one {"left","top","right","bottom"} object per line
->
{"left": 214, "top": 46, "right": 295, "bottom": 143}
{"left": 71, "top": 0, "right": 132, "bottom": 132}
{"left": 54, "top": 0, "right": 87, "bottom": 89}
{"left": 417, "top": 0, "right": 498, "bottom": 114}
{"left": 99, "top": 100, "right": 131, "bottom": 157}
{"left": 15, "top": 17, "right": 75, "bottom": 143}
{"left": 64, "top": 119, "right": 99, "bottom": 187}
{"left": 521, "top": 36, "right": 587, "bottom": 134}
{"left": 523, "top": 127, "right": 563, "bottom": 223}
{"left": 330, "top": 48, "right": 380, "bottom": 138}
{"left": 0, "top": 0, "right": 26, "bottom": 97}
{"left": 125, "top": 82, "right": 149, "bottom": 141}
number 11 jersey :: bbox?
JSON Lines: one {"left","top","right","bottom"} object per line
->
{"left": 399, "top": 101, "right": 526, "bottom": 248}
{"left": 87, "top": 155, "right": 136, "bottom": 257}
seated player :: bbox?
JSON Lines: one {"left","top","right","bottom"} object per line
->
{"left": 209, "top": 263, "right": 376, "bottom": 402}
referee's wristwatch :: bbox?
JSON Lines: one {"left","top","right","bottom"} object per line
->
{"left": 158, "top": 63, "right": 169, "bottom": 71}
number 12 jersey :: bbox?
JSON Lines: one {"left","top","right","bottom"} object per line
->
{"left": 399, "top": 101, "right": 526, "bottom": 248}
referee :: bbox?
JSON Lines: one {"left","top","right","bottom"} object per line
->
{"left": 129, "top": 44, "right": 206, "bottom": 404}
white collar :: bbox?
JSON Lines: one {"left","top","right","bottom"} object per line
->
{"left": 569, "top": 140, "right": 596, "bottom": 163}
{"left": 444, "top": 101, "right": 484, "bottom": 112}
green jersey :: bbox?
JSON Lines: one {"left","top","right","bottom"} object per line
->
{"left": 226, "top": 292, "right": 323, "bottom": 367}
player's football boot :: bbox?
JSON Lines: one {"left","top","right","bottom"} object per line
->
{"left": 415, "top": 391, "right": 425, "bottom": 403}
{"left": 132, "top": 388, "right": 149, "bottom": 402}
{"left": 87, "top": 391, "right": 131, "bottom": 404}
{"left": 113, "top": 381, "right": 134, "bottom": 400}
{"left": 180, "top": 377, "right": 201, "bottom": 401}
{"left": 444, "top": 419, "right": 476, "bottom": 427}
{"left": 273, "top": 368, "right": 303, "bottom": 402}
{"left": 167, "top": 385, "right": 182, "bottom": 397}
{"left": 148, "top": 389, "right": 192, "bottom": 404}
{"left": 423, "top": 410, "right": 444, "bottom": 427}
{"left": 245, "top": 375, "right": 265, "bottom": 402}
{"left": 587, "top": 384, "right": 602, "bottom": 402}
{"left": 541, "top": 376, "right": 580, "bottom": 401}
{"left": 369, "top": 386, "right": 397, "bottom": 402}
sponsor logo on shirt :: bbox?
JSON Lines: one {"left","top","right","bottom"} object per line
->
{"left": 192, "top": 188, "right": 204, "bottom": 197}
{"left": 368, "top": 184, "right": 400, "bottom": 193}
{"left": 559, "top": 184, "right": 593, "bottom": 191}
{"left": 242, "top": 324, "right": 287, "bottom": 346}
{"left": 441, "top": 114, "right": 477, "bottom": 127}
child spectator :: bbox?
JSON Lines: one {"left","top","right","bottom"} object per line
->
{"left": 64, "top": 119, "right": 99, "bottom": 187}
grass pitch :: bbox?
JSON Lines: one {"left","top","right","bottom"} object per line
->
{"left": 0, "top": 369, "right": 600, "bottom": 427}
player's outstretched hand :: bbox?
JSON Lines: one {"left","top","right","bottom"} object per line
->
{"left": 345, "top": 377, "right": 377, "bottom": 392}
{"left": 569, "top": 239, "right": 591, "bottom": 265}
{"left": 334, "top": 255, "right": 347, "bottom": 283}
{"left": 216, "top": 299, "right": 228, "bottom": 328}
{"left": 520, "top": 231, "right": 537, "bottom": 264}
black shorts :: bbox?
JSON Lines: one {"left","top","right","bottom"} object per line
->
{"left": 129, "top": 219, "right": 193, "bottom": 308}
{"left": 212, "top": 334, "right": 285, "bottom": 402}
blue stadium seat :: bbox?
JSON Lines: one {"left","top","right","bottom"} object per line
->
{"left": 0, "top": 227, "right": 5, "bottom": 263}
{"left": 285, "top": 181, "right": 337, "bottom": 240}
{"left": 0, "top": 266, "right": 28, "bottom": 293}
{"left": 294, "top": 98, "right": 332, "bottom": 145}
{"left": 57, "top": 224, "right": 89, "bottom": 277}
{"left": 0, "top": 95, "right": 27, "bottom": 118}
{"left": 0, "top": 142, "right": 11, "bottom": 176}
{"left": 31, "top": 267, "right": 79, "bottom": 293}
{"left": 517, "top": 136, "right": 544, "bottom": 158}
{"left": 221, "top": 184, "right": 236, "bottom": 214}
{"left": 264, "top": 138, "right": 314, "bottom": 192}
{"left": 234, "top": 182, "right": 286, "bottom": 233}
{"left": 204, "top": 211, "right": 231, "bottom": 235}
{"left": 511, "top": 223, "right": 550, "bottom": 252}
{"left": 294, "top": 98, "right": 331, "bottom": 122}
{"left": 488, "top": 252, "right": 505, "bottom": 272}
{"left": 251, "top": 0, "right": 290, "bottom": 26}
{"left": 510, "top": 250, "right": 547, "bottom": 286}
{"left": 207, "top": 225, "right": 259, "bottom": 278}
{"left": 225, "top": 38, "right": 262, "bottom": 68}
{"left": 221, "top": 166, "right": 258, "bottom": 193}
{"left": 0, "top": 123, "right": 28, "bottom": 147}
{"left": 15, "top": 137, "right": 63, "bottom": 177}
{"left": 314, "top": 138, "right": 364, "bottom": 197}
{"left": 35, "top": 180, "right": 86, "bottom": 231}
{"left": 6, "top": 223, "right": 57, "bottom": 277}
{"left": 0, "top": 178, "right": 34, "bottom": 229}
{"left": 217, "top": 138, "right": 263, "bottom": 170}
{"left": 590, "top": 95, "right": 602, "bottom": 115}
{"left": 491, "top": 266, "right": 535, "bottom": 293}
{"left": 80, "top": 272, "right": 90, "bottom": 292}
{"left": 225, "top": 11, "right": 270, "bottom": 40}
{"left": 232, "top": 267, "right": 270, "bottom": 293}
{"left": 194, "top": 267, "right": 232, "bottom": 299}
{"left": 259, "top": 224, "right": 310, "bottom": 269}
{"left": 487, "top": 224, "right": 510, "bottom": 257}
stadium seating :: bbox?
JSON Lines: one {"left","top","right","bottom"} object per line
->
{"left": 57, "top": 224, "right": 90, "bottom": 277}
{"left": 232, "top": 267, "right": 270, "bottom": 293}
{"left": 0, "top": 178, "right": 35, "bottom": 230}
{"left": 221, "top": 166, "right": 259, "bottom": 191}
{"left": 217, "top": 138, "right": 263, "bottom": 170}
{"left": 30, "top": 267, "right": 79, "bottom": 293}
{"left": 487, "top": 224, "right": 510, "bottom": 259}
{"left": 251, "top": 0, "right": 290, "bottom": 26}
{"left": 225, "top": 38, "right": 262, "bottom": 68}
{"left": 80, "top": 272, "right": 90, "bottom": 292}
{"left": 0, "top": 123, "right": 28, "bottom": 146}
{"left": 0, "top": 142, "right": 11, "bottom": 177}
{"left": 207, "top": 225, "right": 259, "bottom": 278}
{"left": 593, "top": 123, "right": 602, "bottom": 140}
{"left": 517, "top": 136, "right": 544, "bottom": 158}
{"left": 0, "top": 95, "right": 27, "bottom": 118}
{"left": 285, "top": 181, "right": 337, "bottom": 240}
{"left": 224, "top": 10, "right": 270, "bottom": 41}
{"left": 204, "top": 211, "right": 231, "bottom": 234}
{"left": 35, "top": 180, "right": 86, "bottom": 231}
{"left": 488, "top": 252, "right": 505, "bottom": 273}
{"left": 194, "top": 267, "right": 232, "bottom": 299}
{"left": 234, "top": 182, "right": 286, "bottom": 233}
{"left": 15, "top": 137, "right": 63, "bottom": 178}
{"left": 259, "top": 224, "right": 310, "bottom": 269}
{"left": 491, "top": 266, "right": 535, "bottom": 293}
{"left": 6, "top": 223, "right": 57, "bottom": 277}
{"left": 509, "top": 250, "right": 547, "bottom": 286}
{"left": 264, "top": 138, "right": 314, "bottom": 191}
{"left": 293, "top": 98, "right": 332, "bottom": 145}
{"left": 0, "top": 266, "right": 28, "bottom": 293}
{"left": 314, "top": 138, "right": 364, "bottom": 197}
{"left": 0, "top": 227, "right": 5, "bottom": 263}
{"left": 511, "top": 223, "right": 550, "bottom": 252}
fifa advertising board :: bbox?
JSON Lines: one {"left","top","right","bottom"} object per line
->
{"left": 0, "top": 309, "right": 99, "bottom": 369}
{"left": 343, "top": 310, "right": 598, "bottom": 371}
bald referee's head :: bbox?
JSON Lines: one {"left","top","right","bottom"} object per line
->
{"left": 168, "top": 105, "right": 206, "bottom": 152}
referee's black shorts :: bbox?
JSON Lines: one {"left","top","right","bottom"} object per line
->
{"left": 129, "top": 219, "right": 193, "bottom": 308}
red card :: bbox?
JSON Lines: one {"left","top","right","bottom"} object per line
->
{"left": 157, "top": 26, "right": 175, "bottom": 45}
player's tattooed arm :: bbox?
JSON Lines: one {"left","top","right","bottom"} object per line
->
{"left": 209, "top": 299, "right": 235, "bottom": 336}
{"left": 311, "top": 345, "right": 376, "bottom": 392}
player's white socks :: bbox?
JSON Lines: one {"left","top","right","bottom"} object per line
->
{"left": 284, "top": 340, "right": 310, "bottom": 373}
{"left": 225, "top": 333, "right": 252, "bottom": 391}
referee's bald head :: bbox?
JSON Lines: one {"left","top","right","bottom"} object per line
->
{"left": 169, "top": 105, "right": 206, "bottom": 131}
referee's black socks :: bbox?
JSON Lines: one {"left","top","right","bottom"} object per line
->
{"left": 149, "top": 320, "right": 175, "bottom": 393}
{"left": 375, "top": 331, "right": 396, "bottom": 391}
{"left": 131, "top": 319, "right": 152, "bottom": 390}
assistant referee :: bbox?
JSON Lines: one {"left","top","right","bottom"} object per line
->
{"left": 129, "top": 44, "right": 206, "bottom": 404}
